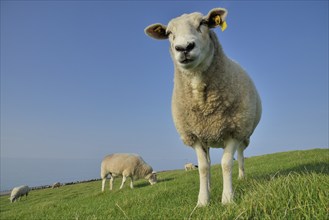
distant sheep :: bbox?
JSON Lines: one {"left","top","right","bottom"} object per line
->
{"left": 101, "top": 153, "right": 157, "bottom": 191}
{"left": 52, "top": 182, "right": 61, "bottom": 189}
{"left": 145, "top": 7, "right": 261, "bottom": 206}
{"left": 185, "top": 163, "right": 198, "bottom": 171}
{"left": 9, "top": 185, "right": 30, "bottom": 203}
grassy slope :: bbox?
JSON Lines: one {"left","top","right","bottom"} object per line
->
{"left": 0, "top": 148, "right": 328, "bottom": 220}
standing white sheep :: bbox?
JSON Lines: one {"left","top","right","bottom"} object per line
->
{"left": 145, "top": 7, "right": 262, "bottom": 206}
{"left": 101, "top": 153, "right": 157, "bottom": 192}
{"left": 52, "top": 182, "right": 61, "bottom": 189}
{"left": 9, "top": 185, "right": 30, "bottom": 203}
{"left": 184, "top": 163, "right": 198, "bottom": 171}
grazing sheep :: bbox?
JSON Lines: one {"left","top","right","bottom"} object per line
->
{"left": 145, "top": 7, "right": 262, "bottom": 206}
{"left": 52, "top": 182, "right": 61, "bottom": 189}
{"left": 185, "top": 163, "right": 198, "bottom": 171}
{"left": 9, "top": 185, "right": 30, "bottom": 203}
{"left": 101, "top": 153, "right": 157, "bottom": 192}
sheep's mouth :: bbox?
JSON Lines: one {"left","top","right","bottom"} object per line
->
{"left": 180, "top": 58, "right": 194, "bottom": 64}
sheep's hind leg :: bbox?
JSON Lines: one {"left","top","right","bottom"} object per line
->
{"left": 130, "top": 177, "right": 134, "bottom": 189}
{"left": 119, "top": 176, "right": 127, "bottom": 189}
{"left": 206, "top": 148, "right": 211, "bottom": 192}
{"left": 237, "top": 145, "right": 245, "bottom": 180}
{"left": 110, "top": 177, "right": 114, "bottom": 190}
{"left": 194, "top": 142, "right": 211, "bottom": 207}
{"left": 221, "top": 138, "right": 238, "bottom": 204}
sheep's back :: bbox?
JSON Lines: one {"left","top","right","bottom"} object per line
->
{"left": 102, "top": 154, "right": 142, "bottom": 175}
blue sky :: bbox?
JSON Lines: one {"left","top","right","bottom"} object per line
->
{"left": 1, "top": 1, "right": 328, "bottom": 171}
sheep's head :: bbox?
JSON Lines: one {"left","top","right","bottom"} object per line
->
{"left": 146, "top": 171, "right": 157, "bottom": 185}
{"left": 145, "top": 8, "right": 227, "bottom": 71}
{"left": 9, "top": 195, "right": 16, "bottom": 203}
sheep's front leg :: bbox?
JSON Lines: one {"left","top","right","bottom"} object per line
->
{"left": 101, "top": 178, "right": 106, "bottom": 192}
{"left": 194, "top": 142, "right": 211, "bottom": 207}
{"left": 237, "top": 145, "right": 245, "bottom": 179}
{"left": 119, "top": 176, "right": 127, "bottom": 189}
{"left": 221, "top": 138, "right": 239, "bottom": 204}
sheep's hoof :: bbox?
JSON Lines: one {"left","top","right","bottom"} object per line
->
{"left": 238, "top": 175, "right": 245, "bottom": 180}
{"left": 197, "top": 200, "right": 209, "bottom": 207}
{"left": 221, "top": 196, "right": 233, "bottom": 205}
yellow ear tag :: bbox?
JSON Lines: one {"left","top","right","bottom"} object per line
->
{"left": 213, "top": 15, "right": 227, "bottom": 32}
{"left": 220, "top": 21, "right": 227, "bottom": 31}
{"left": 214, "top": 15, "right": 221, "bottom": 26}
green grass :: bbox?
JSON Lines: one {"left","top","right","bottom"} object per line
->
{"left": 1, "top": 148, "right": 328, "bottom": 219}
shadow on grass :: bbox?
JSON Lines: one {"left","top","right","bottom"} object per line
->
{"left": 158, "top": 177, "right": 175, "bottom": 183}
{"left": 134, "top": 177, "right": 175, "bottom": 188}
{"left": 231, "top": 161, "right": 329, "bottom": 203}
{"left": 252, "top": 161, "right": 329, "bottom": 181}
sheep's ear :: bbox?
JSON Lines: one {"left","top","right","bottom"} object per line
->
{"left": 145, "top": 23, "right": 168, "bottom": 40}
{"left": 204, "top": 8, "right": 228, "bottom": 31}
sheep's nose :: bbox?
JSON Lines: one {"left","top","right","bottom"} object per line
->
{"left": 175, "top": 42, "right": 195, "bottom": 53}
